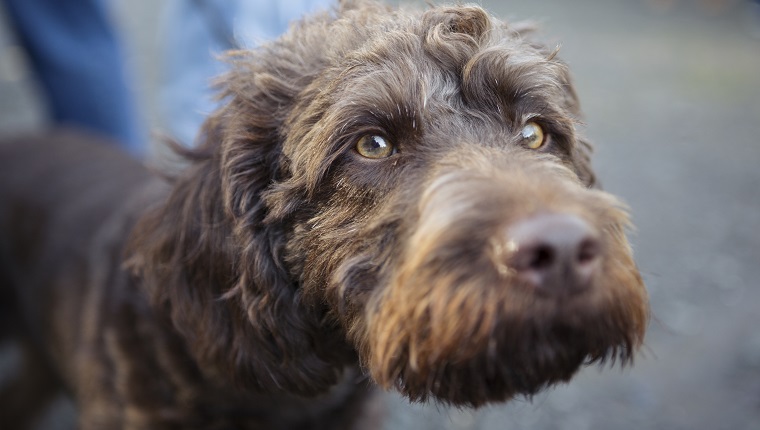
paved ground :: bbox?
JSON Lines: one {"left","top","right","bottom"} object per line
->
{"left": 1, "top": 1, "right": 759, "bottom": 429}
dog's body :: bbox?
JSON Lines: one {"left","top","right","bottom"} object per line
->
{"left": 0, "top": 135, "right": 376, "bottom": 429}
{"left": 0, "top": 1, "right": 648, "bottom": 429}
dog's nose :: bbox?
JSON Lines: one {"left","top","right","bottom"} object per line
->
{"left": 506, "top": 213, "right": 601, "bottom": 295}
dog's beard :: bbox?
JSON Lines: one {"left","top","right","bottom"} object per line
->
{"left": 363, "top": 267, "right": 644, "bottom": 406}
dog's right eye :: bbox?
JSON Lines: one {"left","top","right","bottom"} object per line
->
{"left": 356, "top": 135, "right": 395, "bottom": 159}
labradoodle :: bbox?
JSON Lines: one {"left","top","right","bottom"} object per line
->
{"left": 0, "top": 1, "right": 648, "bottom": 428}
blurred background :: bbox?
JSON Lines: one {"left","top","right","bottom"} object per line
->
{"left": 1, "top": 0, "right": 759, "bottom": 429}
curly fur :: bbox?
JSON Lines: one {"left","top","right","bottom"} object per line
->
{"left": 0, "top": 1, "right": 648, "bottom": 428}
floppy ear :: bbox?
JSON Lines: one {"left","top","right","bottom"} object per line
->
{"left": 220, "top": 52, "right": 354, "bottom": 394}
{"left": 557, "top": 70, "right": 597, "bottom": 188}
{"left": 548, "top": 55, "right": 598, "bottom": 188}
{"left": 125, "top": 26, "right": 351, "bottom": 396}
{"left": 551, "top": 59, "right": 597, "bottom": 188}
{"left": 501, "top": 22, "right": 597, "bottom": 188}
{"left": 572, "top": 136, "right": 597, "bottom": 188}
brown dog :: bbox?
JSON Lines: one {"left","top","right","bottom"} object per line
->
{"left": 0, "top": 1, "right": 648, "bottom": 428}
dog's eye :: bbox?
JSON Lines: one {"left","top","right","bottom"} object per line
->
{"left": 520, "top": 122, "right": 546, "bottom": 150}
{"left": 356, "top": 135, "right": 395, "bottom": 159}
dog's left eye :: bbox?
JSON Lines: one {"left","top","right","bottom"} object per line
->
{"left": 520, "top": 122, "right": 547, "bottom": 150}
{"left": 356, "top": 135, "right": 395, "bottom": 159}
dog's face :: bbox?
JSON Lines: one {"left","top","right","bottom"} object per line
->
{"left": 182, "top": 1, "right": 648, "bottom": 407}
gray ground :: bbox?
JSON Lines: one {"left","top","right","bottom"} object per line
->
{"left": 1, "top": 0, "right": 759, "bottom": 429}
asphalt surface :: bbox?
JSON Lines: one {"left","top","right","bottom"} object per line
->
{"left": 1, "top": 1, "right": 759, "bottom": 429}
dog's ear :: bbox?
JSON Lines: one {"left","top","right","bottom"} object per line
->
{"left": 495, "top": 22, "right": 597, "bottom": 188}
{"left": 572, "top": 136, "right": 597, "bottom": 188}
{"left": 219, "top": 63, "right": 352, "bottom": 394}
{"left": 126, "top": 40, "right": 349, "bottom": 396}
{"left": 556, "top": 71, "right": 598, "bottom": 188}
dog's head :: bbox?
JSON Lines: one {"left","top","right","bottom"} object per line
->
{"left": 129, "top": 0, "right": 648, "bottom": 407}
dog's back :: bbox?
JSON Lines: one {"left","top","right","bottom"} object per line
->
{"left": 0, "top": 130, "right": 160, "bottom": 330}
{"left": 0, "top": 130, "right": 164, "bottom": 428}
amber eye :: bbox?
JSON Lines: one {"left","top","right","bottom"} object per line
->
{"left": 520, "top": 122, "right": 546, "bottom": 150}
{"left": 356, "top": 135, "right": 395, "bottom": 159}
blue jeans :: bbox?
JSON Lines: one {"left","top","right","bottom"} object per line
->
{"left": 3, "top": 0, "right": 145, "bottom": 155}
{"left": 160, "top": 0, "right": 334, "bottom": 146}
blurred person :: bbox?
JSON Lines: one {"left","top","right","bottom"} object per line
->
{"left": 161, "top": 0, "right": 334, "bottom": 147}
{"left": 2, "top": 0, "right": 145, "bottom": 155}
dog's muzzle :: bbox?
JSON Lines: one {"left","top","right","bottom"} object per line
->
{"left": 362, "top": 149, "right": 648, "bottom": 406}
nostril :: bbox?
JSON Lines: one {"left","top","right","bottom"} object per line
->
{"left": 527, "top": 245, "right": 555, "bottom": 271}
{"left": 577, "top": 238, "right": 600, "bottom": 265}
{"left": 504, "top": 213, "right": 601, "bottom": 294}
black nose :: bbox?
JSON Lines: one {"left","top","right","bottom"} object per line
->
{"left": 506, "top": 213, "right": 601, "bottom": 295}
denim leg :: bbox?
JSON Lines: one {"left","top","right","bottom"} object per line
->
{"left": 160, "top": 0, "right": 334, "bottom": 147}
{"left": 3, "top": 0, "right": 145, "bottom": 155}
